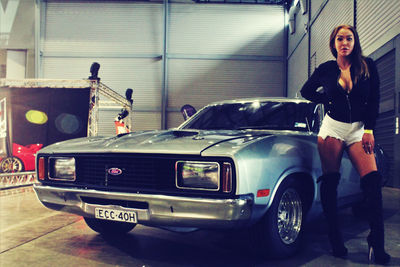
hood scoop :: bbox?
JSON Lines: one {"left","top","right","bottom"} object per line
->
{"left": 171, "top": 130, "right": 199, "bottom": 137}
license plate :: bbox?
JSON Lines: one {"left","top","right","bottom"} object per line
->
{"left": 95, "top": 207, "right": 137, "bottom": 223}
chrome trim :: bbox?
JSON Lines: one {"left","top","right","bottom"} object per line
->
{"left": 48, "top": 157, "right": 76, "bottom": 181}
{"left": 277, "top": 188, "right": 302, "bottom": 244}
{"left": 33, "top": 185, "right": 253, "bottom": 229}
{"left": 175, "top": 161, "right": 220, "bottom": 191}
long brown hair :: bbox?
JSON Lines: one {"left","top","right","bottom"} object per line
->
{"left": 329, "top": 24, "right": 369, "bottom": 83}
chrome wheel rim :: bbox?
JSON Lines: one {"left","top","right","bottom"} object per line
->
{"left": 1, "top": 157, "right": 23, "bottom": 172}
{"left": 277, "top": 188, "right": 302, "bottom": 245}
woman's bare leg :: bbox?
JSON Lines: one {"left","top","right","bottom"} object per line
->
{"left": 318, "top": 136, "right": 345, "bottom": 173}
{"left": 346, "top": 141, "right": 377, "bottom": 177}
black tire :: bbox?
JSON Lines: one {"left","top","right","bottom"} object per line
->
{"left": 0, "top": 157, "right": 24, "bottom": 173}
{"left": 250, "top": 178, "right": 304, "bottom": 258}
{"left": 83, "top": 217, "right": 136, "bottom": 235}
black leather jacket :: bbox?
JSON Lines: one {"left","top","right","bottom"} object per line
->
{"left": 300, "top": 57, "right": 380, "bottom": 130}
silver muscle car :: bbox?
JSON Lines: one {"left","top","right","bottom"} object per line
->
{"left": 33, "top": 98, "right": 386, "bottom": 258}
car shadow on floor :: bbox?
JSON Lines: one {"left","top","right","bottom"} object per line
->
{"left": 91, "top": 204, "right": 399, "bottom": 267}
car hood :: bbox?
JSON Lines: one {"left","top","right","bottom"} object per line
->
{"left": 39, "top": 129, "right": 277, "bottom": 155}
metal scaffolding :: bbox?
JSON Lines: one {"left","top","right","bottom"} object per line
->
{"left": 0, "top": 78, "right": 132, "bottom": 187}
{"left": 0, "top": 78, "right": 132, "bottom": 137}
{"left": 0, "top": 172, "right": 36, "bottom": 189}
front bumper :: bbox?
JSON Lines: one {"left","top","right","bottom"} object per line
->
{"left": 33, "top": 185, "right": 254, "bottom": 229}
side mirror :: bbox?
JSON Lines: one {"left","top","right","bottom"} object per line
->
{"left": 180, "top": 104, "right": 196, "bottom": 121}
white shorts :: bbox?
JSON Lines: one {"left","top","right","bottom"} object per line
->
{"left": 318, "top": 114, "right": 364, "bottom": 146}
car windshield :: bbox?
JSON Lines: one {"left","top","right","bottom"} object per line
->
{"left": 181, "top": 101, "right": 321, "bottom": 132}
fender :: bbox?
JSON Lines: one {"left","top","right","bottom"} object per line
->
{"left": 266, "top": 166, "right": 316, "bottom": 211}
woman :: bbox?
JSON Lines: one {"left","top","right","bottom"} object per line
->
{"left": 301, "top": 24, "right": 390, "bottom": 264}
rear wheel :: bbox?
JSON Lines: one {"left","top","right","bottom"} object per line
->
{"left": 0, "top": 157, "right": 24, "bottom": 173}
{"left": 251, "top": 179, "right": 304, "bottom": 258}
{"left": 83, "top": 217, "right": 136, "bottom": 235}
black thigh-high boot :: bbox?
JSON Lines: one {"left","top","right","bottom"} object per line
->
{"left": 360, "top": 171, "right": 391, "bottom": 264}
{"left": 318, "top": 172, "right": 348, "bottom": 257}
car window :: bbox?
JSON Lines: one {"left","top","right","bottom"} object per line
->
{"left": 182, "top": 101, "right": 320, "bottom": 132}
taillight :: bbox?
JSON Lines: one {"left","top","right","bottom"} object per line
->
{"left": 38, "top": 157, "right": 45, "bottom": 180}
{"left": 222, "top": 162, "right": 232, "bottom": 193}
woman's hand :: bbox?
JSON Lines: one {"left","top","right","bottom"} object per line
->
{"left": 362, "top": 132, "right": 375, "bottom": 154}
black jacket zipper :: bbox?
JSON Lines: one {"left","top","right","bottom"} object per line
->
{"left": 337, "top": 70, "right": 353, "bottom": 123}
{"left": 345, "top": 94, "right": 352, "bottom": 123}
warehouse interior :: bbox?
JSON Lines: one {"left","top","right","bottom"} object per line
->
{"left": 1, "top": 0, "right": 399, "bottom": 266}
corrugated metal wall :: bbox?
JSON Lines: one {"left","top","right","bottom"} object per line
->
{"left": 310, "top": 0, "right": 325, "bottom": 21}
{"left": 43, "top": 3, "right": 163, "bottom": 55}
{"left": 288, "top": 2, "right": 308, "bottom": 57}
{"left": 167, "top": 4, "right": 284, "bottom": 127}
{"left": 167, "top": 59, "right": 284, "bottom": 127}
{"left": 287, "top": 0, "right": 308, "bottom": 98}
{"left": 168, "top": 5, "right": 283, "bottom": 56}
{"left": 357, "top": 0, "right": 400, "bottom": 56}
{"left": 41, "top": 1, "right": 163, "bottom": 135}
{"left": 40, "top": 1, "right": 285, "bottom": 134}
{"left": 287, "top": 0, "right": 353, "bottom": 94}
{"left": 357, "top": 0, "right": 400, "bottom": 187}
{"left": 288, "top": 39, "right": 308, "bottom": 97}
{"left": 310, "top": 0, "right": 353, "bottom": 70}
{"left": 374, "top": 50, "right": 396, "bottom": 186}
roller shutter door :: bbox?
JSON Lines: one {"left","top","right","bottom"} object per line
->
{"left": 167, "top": 4, "right": 285, "bottom": 128}
{"left": 41, "top": 1, "right": 163, "bottom": 134}
{"left": 374, "top": 50, "right": 396, "bottom": 186}
{"left": 41, "top": 1, "right": 286, "bottom": 132}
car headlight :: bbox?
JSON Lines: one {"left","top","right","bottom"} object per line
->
{"left": 176, "top": 161, "right": 219, "bottom": 191}
{"left": 49, "top": 157, "right": 76, "bottom": 181}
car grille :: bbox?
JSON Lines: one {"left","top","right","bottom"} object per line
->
{"left": 41, "top": 153, "right": 236, "bottom": 196}
{"left": 74, "top": 154, "right": 176, "bottom": 190}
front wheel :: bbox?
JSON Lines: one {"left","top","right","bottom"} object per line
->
{"left": 250, "top": 179, "right": 304, "bottom": 258}
{"left": 84, "top": 217, "right": 136, "bottom": 235}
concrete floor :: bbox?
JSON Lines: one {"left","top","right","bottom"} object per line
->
{"left": 0, "top": 186, "right": 399, "bottom": 267}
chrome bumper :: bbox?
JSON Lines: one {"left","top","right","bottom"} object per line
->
{"left": 33, "top": 185, "right": 254, "bottom": 229}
